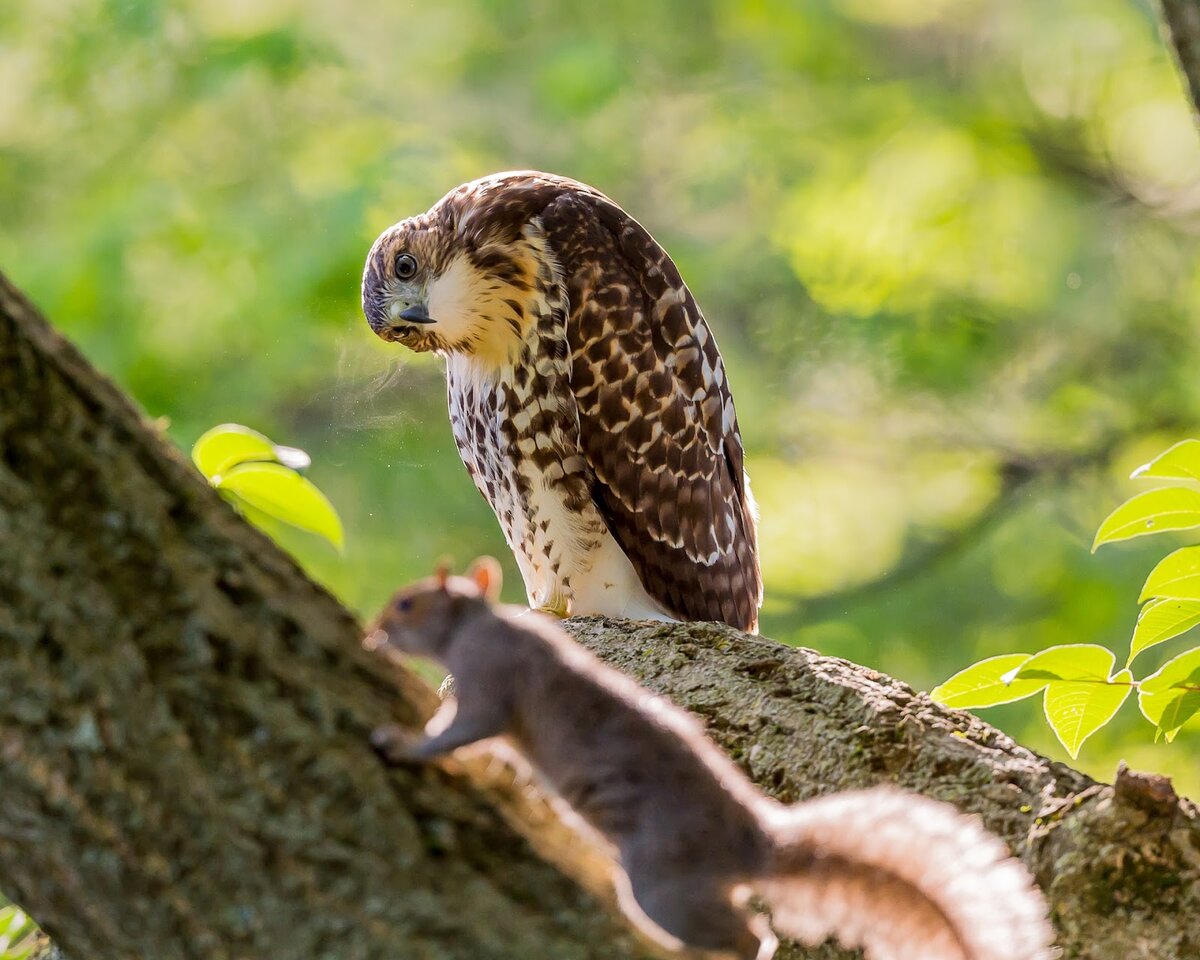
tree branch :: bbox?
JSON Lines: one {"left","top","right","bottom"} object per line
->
{"left": 1160, "top": 0, "right": 1200, "bottom": 126}
{"left": 773, "top": 458, "right": 1041, "bottom": 622}
{"left": 2, "top": 270, "right": 1198, "bottom": 960}
{"left": 776, "top": 426, "right": 1187, "bottom": 623}
{"left": 0, "top": 272, "right": 651, "bottom": 960}
{"left": 565, "top": 618, "right": 1200, "bottom": 960}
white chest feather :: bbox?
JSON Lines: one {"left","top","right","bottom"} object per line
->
{"left": 444, "top": 353, "right": 669, "bottom": 621}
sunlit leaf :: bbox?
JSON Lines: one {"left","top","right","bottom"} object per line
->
{"left": 1092, "top": 488, "right": 1200, "bottom": 551}
{"left": 930, "top": 653, "right": 1045, "bottom": 708}
{"left": 1132, "top": 439, "right": 1200, "bottom": 482}
{"left": 1043, "top": 669, "right": 1133, "bottom": 759}
{"left": 1137, "top": 647, "right": 1200, "bottom": 742}
{"left": 1127, "top": 598, "right": 1200, "bottom": 667}
{"left": 1140, "top": 647, "right": 1200, "bottom": 696}
{"left": 217, "top": 462, "right": 344, "bottom": 550}
{"left": 1141, "top": 690, "right": 1200, "bottom": 743}
{"left": 192, "top": 423, "right": 279, "bottom": 479}
{"left": 229, "top": 499, "right": 293, "bottom": 546}
{"left": 1139, "top": 546, "right": 1200, "bottom": 602}
{"left": 192, "top": 423, "right": 313, "bottom": 482}
{"left": 0, "top": 902, "right": 37, "bottom": 960}
{"left": 1007, "top": 644, "right": 1115, "bottom": 683}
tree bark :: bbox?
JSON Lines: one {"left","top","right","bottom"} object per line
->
{"left": 1160, "top": 0, "right": 1200, "bottom": 126}
{"left": 0, "top": 272, "right": 652, "bottom": 960}
{"left": 1, "top": 269, "right": 1198, "bottom": 960}
{"left": 565, "top": 620, "right": 1200, "bottom": 960}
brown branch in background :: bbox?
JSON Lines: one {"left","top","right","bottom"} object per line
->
{"left": 774, "top": 424, "right": 1186, "bottom": 623}
{"left": 776, "top": 456, "right": 1040, "bottom": 623}
{"left": 1160, "top": 0, "right": 1200, "bottom": 125}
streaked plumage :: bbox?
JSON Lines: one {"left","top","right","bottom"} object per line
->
{"left": 362, "top": 172, "right": 761, "bottom": 631}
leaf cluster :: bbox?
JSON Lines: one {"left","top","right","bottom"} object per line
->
{"left": 933, "top": 441, "right": 1200, "bottom": 756}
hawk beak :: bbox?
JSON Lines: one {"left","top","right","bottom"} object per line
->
{"left": 398, "top": 303, "right": 435, "bottom": 324}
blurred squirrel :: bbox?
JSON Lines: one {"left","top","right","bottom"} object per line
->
{"left": 366, "top": 560, "right": 1054, "bottom": 960}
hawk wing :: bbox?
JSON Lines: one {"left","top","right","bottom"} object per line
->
{"left": 540, "top": 188, "right": 761, "bottom": 631}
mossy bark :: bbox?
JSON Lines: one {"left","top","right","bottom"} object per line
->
{"left": 1, "top": 270, "right": 1198, "bottom": 960}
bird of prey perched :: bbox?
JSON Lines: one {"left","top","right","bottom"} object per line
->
{"left": 362, "top": 171, "right": 761, "bottom": 631}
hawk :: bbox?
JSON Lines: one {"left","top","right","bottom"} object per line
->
{"left": 362, "top": 172, "right": 761, "bottom": 632}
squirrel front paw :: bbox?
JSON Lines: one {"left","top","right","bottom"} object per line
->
{"left": 370, "top": 723, "right": 425, "bottom": 765}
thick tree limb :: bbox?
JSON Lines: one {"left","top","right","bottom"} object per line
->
{"left": 565, "top": 620, "right": 1200, "bottom": 960}
{"left": 1, "top": 270, "right": 1198, "bottom": 960}
{"left": 0, "top": 272, "right": 650, "bottom": 960}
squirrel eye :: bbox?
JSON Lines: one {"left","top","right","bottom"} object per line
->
{"left": 394, "top": 253, "right": 418, "bottom": 280}
{"left": 397, "top": 597, "right": 413, "bottom": 612}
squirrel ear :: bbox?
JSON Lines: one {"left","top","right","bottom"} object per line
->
{"left": 466, "top": 556, "right": 502, "bottom": 602}
{"left": 433, "top": 558, "right": 452, "bottom": 589}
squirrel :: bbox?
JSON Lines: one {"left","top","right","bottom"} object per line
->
{"left": 366, "top": 559, "right": 1055, "bottom": 960}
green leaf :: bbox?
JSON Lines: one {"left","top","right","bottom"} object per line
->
{"left": 1140, "top": 646, "right": 1200, "bottom": 695}
{"left": 930, "top": 653, "right": 1046, "bottom": 708}
{"left": 1142, "top": 690, "right": 1200, "bottom": 743}
{"left": 0, "top": 904, "right": 36, "bottom": 959}
{"left": 217, "top": 462, "right": 344, "bottom": 550}
{"left": 1092, "top": 487, "right": 1200, "bottom": 551}
{"left": 1043, "top": 669, "right": 1133, "bottom": 759}
{"left": 192, "top": 423, "right": 279, "bottom": 479}
{"left": 1137, "top": 647, "right": 1200, "bottom": 742}
{"left": 1139, "top": 546, "right": 1200, "bottom": 602}
{"left": 1008, "top": 644, "right": 1115, "bottom": 682}
{"left": 228, "top": 499, "right": 293, "bottom": 546}
{"left": 1132, "top": 439, "right": 1200, "bottom": 482}
{"left": 1127, "top": 598, "right": 1200, "bottom": 667}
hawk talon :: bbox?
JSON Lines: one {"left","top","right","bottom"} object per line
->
{"left": 534, "top": 598, "right": 569, "bottom": 619}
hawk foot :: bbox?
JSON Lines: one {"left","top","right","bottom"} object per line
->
{"left": 534, "top": 597, "right": 569, "bottom": 619}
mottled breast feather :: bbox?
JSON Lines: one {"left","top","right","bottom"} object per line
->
{"left": 430, "top": 172, "right": 762, "bottom": 630}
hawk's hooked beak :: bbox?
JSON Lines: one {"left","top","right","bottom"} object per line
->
{"left": 398, "top": 303, "right": 435, "bottom": 324}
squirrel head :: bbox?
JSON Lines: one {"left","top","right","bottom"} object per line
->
{"left": 370, "top": 557, "right": 503, "bottom": 660}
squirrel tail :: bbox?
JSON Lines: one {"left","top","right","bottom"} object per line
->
{"left": 755, "top": 787, "right": 1055, "bottom": 960}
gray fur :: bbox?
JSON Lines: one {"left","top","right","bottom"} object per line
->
{"left": 368, "top": 567, "right": 1054, "bottom": 960}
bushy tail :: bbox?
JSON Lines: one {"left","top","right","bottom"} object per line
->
{"left": 755, "top": 787, "right": 1054, "bottom": 960}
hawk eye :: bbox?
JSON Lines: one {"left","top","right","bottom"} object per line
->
{"left": 394, "top": 253, "right": 418, "bottom": 280}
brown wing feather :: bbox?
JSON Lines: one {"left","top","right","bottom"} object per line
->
{"left": 538, "top": 185, "right": 761, "bottom": 631}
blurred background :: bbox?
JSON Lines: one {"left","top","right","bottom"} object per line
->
{"left": 2, "top": 0, "right": 1199, "bottom": 798}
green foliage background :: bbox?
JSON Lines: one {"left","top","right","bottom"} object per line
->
{"left": 3, "top": 0, "right": 1200, "bottom": 820}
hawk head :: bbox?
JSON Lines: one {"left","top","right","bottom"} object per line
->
{"left": 362, "top": 175, "right": 560, "bottom": 366}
